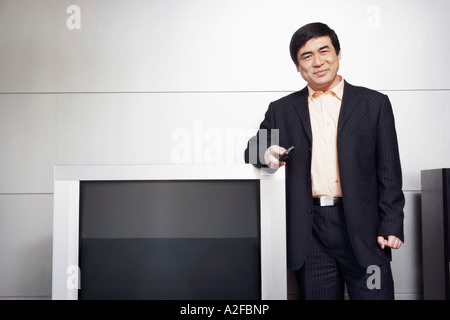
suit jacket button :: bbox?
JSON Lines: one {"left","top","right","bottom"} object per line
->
{"left": 308, "top": 209, "right": 313, "bottom": 215}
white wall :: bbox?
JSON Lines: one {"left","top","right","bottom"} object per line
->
{"left": 1, "top": 0, "right": 449, "bottom": 299}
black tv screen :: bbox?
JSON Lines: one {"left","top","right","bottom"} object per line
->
{"left": 78, "top": 180, "right": 261, "bottom": 300}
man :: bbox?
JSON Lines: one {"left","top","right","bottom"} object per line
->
{"left": 244, "top": 22, "right": 404, "bottom": 299}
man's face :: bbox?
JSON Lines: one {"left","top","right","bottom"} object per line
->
{"left": 296, "top": 36, "right": 341, "bottom": 92}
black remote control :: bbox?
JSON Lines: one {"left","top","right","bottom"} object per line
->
{"left": 279, "top": 146, "right": 295, "bottom": 162}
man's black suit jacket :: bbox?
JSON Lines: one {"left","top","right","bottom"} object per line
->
{"left": 245, "top": 81, "right": 405, "bottom": 270}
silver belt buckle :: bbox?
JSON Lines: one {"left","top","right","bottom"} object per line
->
{"left": 320, "top": 196, "right": 334, "bottom": 207}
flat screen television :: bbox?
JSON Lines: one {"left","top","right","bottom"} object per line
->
{"left": 52, "top": 164, "right": 286, "bottom": 300}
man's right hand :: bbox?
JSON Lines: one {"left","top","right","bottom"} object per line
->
{"left": 264, "top": 145, "right": 287, "bottom": 170}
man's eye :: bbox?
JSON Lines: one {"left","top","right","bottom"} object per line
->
{"left": 303, "top": 55, "right": 312, "bottom": 60}
{"left": 321, "top": 50, "right": 329, "bottom": 55}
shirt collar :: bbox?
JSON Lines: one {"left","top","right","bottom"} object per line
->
{"left": 308, "top": 75, "right": 344, "bottom": 102}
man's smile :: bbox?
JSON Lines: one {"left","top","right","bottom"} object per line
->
{"left": 314, "top": 69, "right": 329, "bottom": 77}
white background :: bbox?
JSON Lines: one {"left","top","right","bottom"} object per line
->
{"left": 1, "top": 0, "right": 449, "bottom": 299}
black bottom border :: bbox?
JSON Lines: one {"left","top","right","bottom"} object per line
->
{"left": 2, "top": 299, "right": 447, "bottom": 318}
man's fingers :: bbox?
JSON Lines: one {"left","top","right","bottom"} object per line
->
{"left": 387, "top": 236, "right": 402, "bottom": 249}
{"left": 386, "top": 235, "right": 402, "bottom": 249}
{"left": 267, "top": 154, "right": 279, "bottom": 168}
{"left": 271, "top": 145, "right": 287, "bottom": 156}
{"left": 265, "top": 145, "right": 287, "bottom": 169}
{"left": 377, "top": 236, "right": 385, "bottom": 249}
{"left": 378, "top": 235, "right": 402, "bottom": 249}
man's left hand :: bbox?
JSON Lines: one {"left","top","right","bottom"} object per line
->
{"left": 377, "top": 235, "right": 402, "bottom": 249}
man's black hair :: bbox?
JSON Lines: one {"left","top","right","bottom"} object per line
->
{"left": 289, "top": 22, "right": 341, "bottom": 66}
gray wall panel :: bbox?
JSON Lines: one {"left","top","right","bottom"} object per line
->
{"left": 1, "top": 90, "right": 445, "bottom": 194}
{"left": 54, "top": 92, "right": 284, "bottom": 166}
{"left": 391, "top": 191, "right": 423, "bottom": 299}
{"left": 0, "top": 194, "right": 53, "bottom": 299}
{"left": 1, "top": 0, "right": 449, "bottom": 92}
{"left": 0, "top": 0, "right": 58, "bottom": 92}
{"left": 54, "top": 0, "right": 450, "bottom": 92}
{"left": 388, "top": 91, "right": 450, "bottom": 191}
{"left": 0, "top": 94, "right": 57, "bottom": 193}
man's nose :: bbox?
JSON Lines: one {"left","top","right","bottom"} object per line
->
{"left": 313, "top": 55, "right": 324, "bottom": 67}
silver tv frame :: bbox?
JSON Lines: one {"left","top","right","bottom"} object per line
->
{"left": 52, "top": 164, "right": 287, "bottom": 300}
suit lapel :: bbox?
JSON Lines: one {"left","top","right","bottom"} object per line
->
{"left": 338, "top": 81, "right": 360, "bottom": 135}
{"left": 292, "top": 81, "right": 359, "bottom": 141}
{"left": 293, "top": 87, "right": 312, "bottom": 143}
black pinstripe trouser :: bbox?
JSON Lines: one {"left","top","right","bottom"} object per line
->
{"left": 294, "top": 202, "right": 395, "bottom": 300}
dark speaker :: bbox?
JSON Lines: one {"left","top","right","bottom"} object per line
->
{"left": 421, "top": 168, "right": 450, "bottom": 300}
